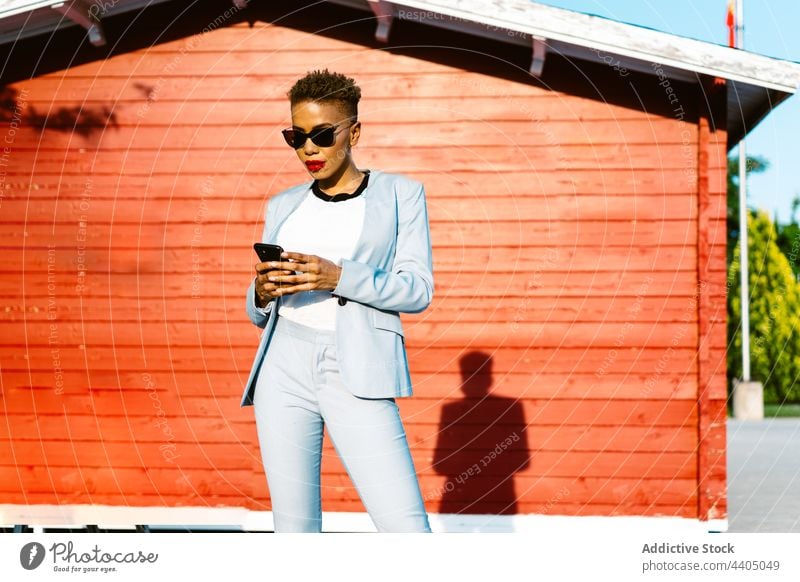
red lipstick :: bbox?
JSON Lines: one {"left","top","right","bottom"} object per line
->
{"left": 305, "top": 160, "right": 325, "bottom": 171}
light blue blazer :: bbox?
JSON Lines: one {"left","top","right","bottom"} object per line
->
{"left": 241, "top": 169, "right": 434, "bottom": 407}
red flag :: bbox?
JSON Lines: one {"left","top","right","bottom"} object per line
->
{"left": 727, "top": 0, "right": 736, "bottom": 47}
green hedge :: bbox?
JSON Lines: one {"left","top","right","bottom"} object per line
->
{"left": 728, "top": 210, "right": 800, "bottom": 404}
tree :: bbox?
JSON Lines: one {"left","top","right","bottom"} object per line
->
{"left": 775, "top": 194, "right": 800, "bottom": 281}
{"left": 728, "top": 209, "right": 800, "bottom": 404}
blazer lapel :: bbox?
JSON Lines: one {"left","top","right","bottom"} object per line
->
{"left": 266, "top": 187, "right": 307, "bottom": 244}
{"left": 349, "top": 169, "right": 384, "bottom": 265}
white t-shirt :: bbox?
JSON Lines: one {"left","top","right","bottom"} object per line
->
{"left": 274, "top": 171, "right": 369, "bottom": 330}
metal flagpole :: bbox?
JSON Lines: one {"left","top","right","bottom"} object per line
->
{"left": 736, "top": 0, "right": 751, "bottom": 381}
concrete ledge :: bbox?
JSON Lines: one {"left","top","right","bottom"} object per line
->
{"left": 0, "top": 505, "right": 727, "bottom": 534}
{"left": 732, "top": 379, "right": 764, "bottom": 420}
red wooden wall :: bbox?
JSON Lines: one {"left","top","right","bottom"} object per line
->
{"left": 0, "top": 5, "right": 727, "bottom": 521}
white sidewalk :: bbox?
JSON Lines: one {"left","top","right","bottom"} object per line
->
{"left": 727, "top": 418, "right": 800, "bottom": 532}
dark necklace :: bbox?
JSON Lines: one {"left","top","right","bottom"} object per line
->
{"left": 312, "top": 170, "right": 370, "bottom": 202}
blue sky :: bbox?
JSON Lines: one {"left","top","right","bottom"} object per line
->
{"left": 534, "top": 0, "right": 800, "bottom": 224}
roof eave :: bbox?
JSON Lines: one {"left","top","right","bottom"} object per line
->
{"left": 336, "top": 0, "right": 800, "bottom": 147}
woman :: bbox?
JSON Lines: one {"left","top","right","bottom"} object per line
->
{"left": 241, "top": 69, "right": 434, "bottom": 533}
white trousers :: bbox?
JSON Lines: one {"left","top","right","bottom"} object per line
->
{"left": 253, "top": 314, "right": 431, "bottom": 533}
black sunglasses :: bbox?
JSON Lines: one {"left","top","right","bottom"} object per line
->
{"left": 281, "top": 121, "right": 354, "bottom": 149}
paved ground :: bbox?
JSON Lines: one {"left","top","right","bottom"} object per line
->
{"left": 727, "top": 418, "right": 800, "bottom": 532}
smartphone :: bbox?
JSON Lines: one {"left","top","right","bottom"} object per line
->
{"left": 253, "top": 243, "right": 284, "bottom": 263}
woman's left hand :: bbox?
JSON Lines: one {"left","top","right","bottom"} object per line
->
{"left": 265, "top": 252, "right": 343, "bottom": 296}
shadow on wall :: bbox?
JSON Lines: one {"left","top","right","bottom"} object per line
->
{"left": 0, "top": 86, "right": 117, "bottom": 139}
{"left": 432, "top": 350, "right": 529, "bottom": 516}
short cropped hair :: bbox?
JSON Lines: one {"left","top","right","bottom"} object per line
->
{"left": 287, "top": 68, "right": 361, "bottom": 121}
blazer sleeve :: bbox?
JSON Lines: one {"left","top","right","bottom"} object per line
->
{"left": 246, "top": 197, "right": 278, "bottom": 328}
{"left": 332, "top": 180, "right": 434, "bottom": 313}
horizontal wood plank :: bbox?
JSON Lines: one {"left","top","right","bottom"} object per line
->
{"left": 0, "top": 193, "right": 725, "bottom": 222}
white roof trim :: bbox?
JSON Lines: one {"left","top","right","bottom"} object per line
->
{"left": 0, "top": 1, "right": 66, "bottom": 19}
{"left": 386, "top": 0, "right": 800, "bottom": 93}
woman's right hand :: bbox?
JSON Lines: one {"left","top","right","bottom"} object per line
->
{"left": 254, "top": 262, "right": 294, "bottom": 307}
